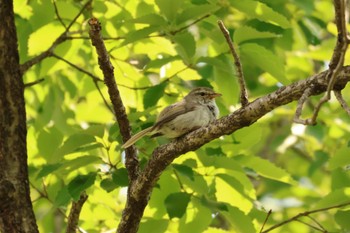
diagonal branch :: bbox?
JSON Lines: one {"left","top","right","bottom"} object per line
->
{"left": 116, "top": 66, "right": 350, "bottom": 233}
{"left": 262, "top": 201, "right": 350, "bottom": 233}
{"left": 65, "top": 192, "right": 88, "bottom": 233}
{"left": 88, "top": 18, "right": 140, "bottom": 181}
{"left": 217, "top": 20, "right": 249, "bottom": 106}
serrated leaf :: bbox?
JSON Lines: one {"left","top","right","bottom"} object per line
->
{"left": 60, "top": 156, "right": 101, "bottom": 173}
{"left": 100, "top": 178, "right": 119, "bottom": 193}
{"left": 173, "top": 32, "right": 196, "bottom": 64}
{"left": 230, "top": 0, "right": 290, "bottom": 29}
{"left": 173, "top": 164, "right": 194, "bottom": 181}
{"left": 54, "top": 186, "right": 71, "bottom": 207}
{"left": 120, "top": 25, "right": 161, "bottom": 47}
{"left": 220, "top": 205, "right": 256, "bottom": 233}
{"left": 128, "top": 14, "right": 167, "bottom": 26}
{"left": 176, "top": 4, "right": 216, "bottom": 24}
{"left": 240, "top": 43, "right": 288, "bottom": 84}
{"left": 112, "top": 168, "right": 129, "bottom": 187}
{"left": 329, "top": 146, "right": 350, "bottom": 170}
{"left": 36, "top": 163, "right": 62, "bottom": 179}
{"left": 234, "top": 26, "right": 279, "bottom": 44}
{"left": 68, "top": 172, "right": 96, "bottom": 201}
{"left": 237, "top": 156, "right": 297, "bottom": 185}
{"left": 138, "top": 219, "right": 169, "bottom": 233}
{"left": 28, "top": 22, "right": 64, "bottom": 55}
{"left": 313, "top": 188, "right": 350, "bottom": 210}
{"left": 144, "top": 55, "right": 180, "bottom": 70}
{"left": 143, "top": 82, "right": 167, "bottom": 109}
{"left": 155, "top": 0, "right": 184, "bottom": 22}
{"left": 55, "top": 134, "right": 96, "bottom": 157}
{"left": 164, "top": 192, "right": 191, "bottom": 219}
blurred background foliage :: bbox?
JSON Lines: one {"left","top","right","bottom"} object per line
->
{"left": 14, "top": 0, "right": 350, "bottom": 232}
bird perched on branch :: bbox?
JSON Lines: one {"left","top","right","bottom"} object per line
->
{"left": 122, "top": 87, "right": 221, "bottom": 148}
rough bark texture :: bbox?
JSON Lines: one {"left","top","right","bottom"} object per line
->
{"left": 116, "top": 67, "right": 350, "bottom": 233}
{"left": 0, "top": 1, "right": 39, "bottom": 232}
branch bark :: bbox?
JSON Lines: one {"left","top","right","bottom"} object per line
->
{"left": 0, "top": 1, "right": 38, "bottom": 232}
{"left": 116, "top": 66, "right": 350, "bottom": 232}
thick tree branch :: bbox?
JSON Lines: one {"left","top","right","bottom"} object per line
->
{"left": 117, "top": 66, "right": 350, "bottom": 233}
{"left": 0, "top": 0, "right": 38, "bottom": 232}
{"left": 87, "top": 18, "right": 140, "bottom": 181}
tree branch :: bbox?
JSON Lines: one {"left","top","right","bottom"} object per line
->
{"left": 262, "top": 201, "right": 350, "bottom": 232}
{"left": 217, "top": 20, "right": 249, "bottom": 106}
{"left": 20, "top": 0, "right": 92, "bottom": 74}
{"left": 296, "top": 0, "right": 349, "bottom": 125}
{"left": 116, "top": 66, "right": 350, "bottom": 233}
{"left": 65, "top": 192, "right": 88, "bottom": 233}
{"left": 87, "top": 18, "right": 140, "bottom": 181}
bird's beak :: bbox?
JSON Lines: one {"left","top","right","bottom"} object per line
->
{"left": 210, "top": 92, "right": 222, "bottom": 99}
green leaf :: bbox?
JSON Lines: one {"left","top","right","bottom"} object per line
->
{"left": 236, "top": 155, "right": 297, "bottom": 185}
{"left": 68, "top": 172, "right": 97, "bottom": 201}
{"left": 112, "top": 168, "right": 129, "bottom": 187}
{"left": 36, "top": 163, "right": 62, "bottom": 179}
{"left": 100, "top": 178, "right": 119, "bottom": 193}
{"left": 155, "top": 0, "right": 184, "bottom": 22}
{"left": 335, "top": 210, "right": 350, "bottom": 231}
{"left": 128, "top": 14, "right": 167, "bottom": 26}
{"left": 234, "top": 26, "right": 279, "bottom": 44}
{"left": 138, "top": 219, "right": 169, "bottom": 233}
{"left": 37, "top": 127, "right": 63, "bottom": 160}
{"left": 143, "top": 82, "right": 167, "bottom": 109}
{"left": 60, "top": 156, "right": 101, "bottom": 173}
{"left": 144, "top": 55, "right": 180, "bottom": 70}
{"left": 164, "top": 192, "right": 191, "bottom": 219}
{"left": 313, "top": 188, "right": 350, "bottom": 210}
{"left": 220, "top": 205, "right": 256, "bottom": 233}
{"left": 54, "top": 186, "right": 71, "bottom": 207}
{"left": 120, "top": 25, "right": 162, "bottom": 47}
{"left": 28, "top": 22, "right": 64, "bottom": 55}
{"left": 329, "top": 146, "right": 350, "bottom": 170}
{"left": 173, "top": 32, "right": 196, "bottom": 64}
{"left": 176, "top": 4, "right": 215, "bottom": 24}
{"left": 200, "top": 195, "right": 228, "bottom": 211}
{"left": 229, "top": 0, "right": 290, "bottom": 29}
{"left": 55, "top": 134, "right": 96, "bottom": 158}
{"left": 240, "top": 43, "right": 288, "bottom": 84}
{"left": 172, "top": 164, "right": 194, "bottom": 181}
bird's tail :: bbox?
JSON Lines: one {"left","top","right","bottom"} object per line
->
{"left": 122, "top": 127, "right": 153, "bottom": 148}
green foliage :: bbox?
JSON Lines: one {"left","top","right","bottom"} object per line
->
{"left": 15, "top": 0, "right": 350, "bottom": 232}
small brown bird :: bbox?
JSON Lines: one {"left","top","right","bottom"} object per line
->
{"left": 122, "top": 87, "right": 221, "bottom": 148}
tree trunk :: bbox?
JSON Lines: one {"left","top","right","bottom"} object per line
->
{"left": 0, "top": 1, "right": 39, "bottom": 232}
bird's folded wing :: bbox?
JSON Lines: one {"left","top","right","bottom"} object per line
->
{"left": 153, "top": 101, "right": 196, "bottom": 129}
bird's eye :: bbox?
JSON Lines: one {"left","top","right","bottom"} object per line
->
{"left": 199, "top": 92, "right": 205, "bottom": 96}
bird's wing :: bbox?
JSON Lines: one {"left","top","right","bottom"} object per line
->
{"left": 153, "top": 100, "right": 196, "bottom": 129}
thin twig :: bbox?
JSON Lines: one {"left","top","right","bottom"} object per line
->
{"left": 65, "top": 192, "right": 88, "bottom": 233}
{"left": 20, "top": 0, "right": 92, "bottom": 74}
{"left": 51, "top": 53, "right": 113, "bottom": 113}
{"left": 262, "top": 201, "right": 350, "bottom": 232}
{"left": 295, "top": 219, "right": 325, "bottom": 232}
{"left": 301, "top": 0, "right": 349, "bottom": 125}
{"left": 170, "top": 14, "right": 210, "bottom": 35}
{"left": 293, "top": 86, "right": 314, "bottom": 124}
{"left": 334, "top": 90, "right": 350, "bottom": 116}
{"left": 259, "top": 209, "right": 272, "bottom": 233}
{"left": 24, "top": 78, "right": 45, "bottom": 88}
{"left": 306, "top": 215, "right": 327, "bottom": 231}
{"left": 217, "top": 20, "right": 249, "bottom": 106}
{"left": 53, "top": 0, "right": 67, "bottom": 29}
